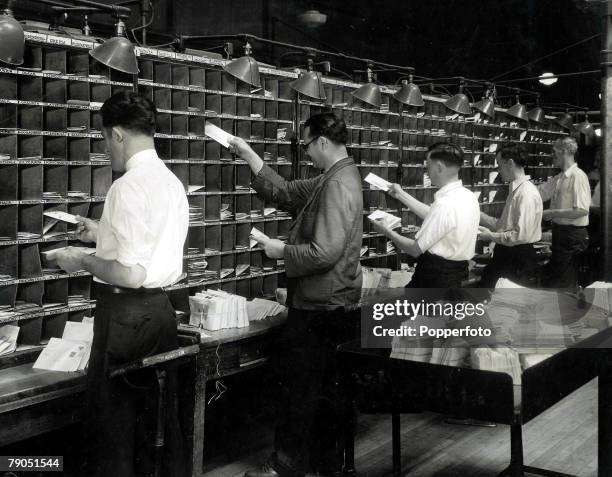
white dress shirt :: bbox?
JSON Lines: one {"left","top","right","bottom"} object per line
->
{"left": 95, "top": 149, "right": 189, "bottom": 288}
{"left": 415, "top": 180, "right": 480, "bottom": 261}
{"left": 538, "top": 163, "right": 591, "bottom": 226}
{"left": 492, "top": 177, "right": 542, "bottom": 246}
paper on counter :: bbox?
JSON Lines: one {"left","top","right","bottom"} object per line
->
{"left": 364, "top": 172, "right": 391, "bottom": 191}
{"left": 205, "top": 121, "right": 234, "bottom": 148}
{"left": 43, "top": 210, "right": 79, "bottom": 224}
{"left": 33, "top": 337, "right": 88, "bottom": 372}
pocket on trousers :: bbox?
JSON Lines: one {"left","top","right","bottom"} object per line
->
{"left": 108, "top": 312, "right": 154, "bottom": 364}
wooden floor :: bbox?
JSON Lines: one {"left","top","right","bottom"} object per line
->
{"left": 202, "top": 378, "right": 598, "bottom": 477}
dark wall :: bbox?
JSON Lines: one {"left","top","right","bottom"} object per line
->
{"left": 13, "top": 0, "right": 603, "bottom": 109}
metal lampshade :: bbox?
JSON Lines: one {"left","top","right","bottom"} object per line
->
{"left": 90, "top": 37, "right": 138, "bottom": 74}
{"left": 575, "top": 118, "right": 595, "bottom": 145}
{"left": 473, "top": 97, "right": 495, "bottom": 119}
{"left": 444, "top": 93, "right": 471, "bottom": 115}
{"left": 555, "top": 113, "right": 574, "bottom": 131}
{"left": 223, "top": 55, "right": 261, "bottom": 88}
{"left": 528, "top": 107, "right": 545, "bottom": 124}
{"left": 0, "top": 11, "right": 24, "bottom": 65}
{"left": 506, "top": 101, "right": 529, "bottom": 122}
{"left": 393, "top": 79, "right": 424, "bottom": 107}
{"left": 352, "top": 82, "right": 382, "bottom": 108}
{"left": 290, "top": 70, "right": 326, "bottom": 100}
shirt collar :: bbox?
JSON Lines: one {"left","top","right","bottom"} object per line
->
{"left": 510, "top": 175, "right": 529, "bottom": 192}
{"left": 324, "top": 156, "right": 352, "bottom": 176}
{"left": 125, "top": 149, "right": 159, "bottom": 172}
{"left": 563, "top": 162, "right": 578, "bottom": 178}
{"left": 434, "top": 179, "right": 463, "bottom": 199}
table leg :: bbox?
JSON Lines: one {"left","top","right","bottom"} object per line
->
{"left": 187, "top": 352, "right": 207, "bottom": 477}
{"left": 599, "top": 362, "right": 612, "bottom": 477}
{"left": 392, "top": 412, "right": 401, "bottom": 477}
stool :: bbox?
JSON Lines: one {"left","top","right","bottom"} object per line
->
{"left": 108, "top": 344, "right": 199, "bottom": 477}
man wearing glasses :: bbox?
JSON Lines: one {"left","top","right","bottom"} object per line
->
{"left": 372, "top": 142, "right": 480, "bottom": 288}
{"left": 229, "top": 112, "right": 363, "bottom": 477}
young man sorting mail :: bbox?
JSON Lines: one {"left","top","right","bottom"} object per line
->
{"left": 229, "top": 112, "right": 363, "bottom": 477}
{"left": 372, "top": 142, "right": 480, "bottom": 288}
{"left": 54, "top": 92, "right": 189, "bottom": 477}
{"left": 478, "top": 143, "right": 543, "bottom": 288}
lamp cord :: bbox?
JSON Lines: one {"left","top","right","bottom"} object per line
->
{"left": 490, "top": 33, "right": 601, "bottom": 81}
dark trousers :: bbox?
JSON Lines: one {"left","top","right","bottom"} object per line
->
{"left": 479, "top": 243, "right": 538, "bottom": 289}
{"left": 543, "top": 224, "right": 588, "bottom": 288}
{"left": 84, "top": 285, "right": 185, "bottom": 477}
{"left": 407, "top": 252, "right": 469, "bottom": 288}
{"left": 271, "top": 307, "right": 360, "bottom": 476}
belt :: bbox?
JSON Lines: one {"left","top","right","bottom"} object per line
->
{"left": 95, "top": 283, "right": 164, "bottom": 295}
{"left": 552, "top": 223, "right": 587, "bottom": 229}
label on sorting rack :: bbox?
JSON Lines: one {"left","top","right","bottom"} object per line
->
{"left": 47, "top": 35, "right": 72, "bottom": 47}
{"left": 175, "top": 53, "right": 191, "bottom": 62}
{"left": 136, "top": 47, "right": 158, "bottom": 57}
{"left": 24, "top": 31, "right": 48, "bottom": 42}
{"left": 158, "top": 50, "right": 176, "bottom": 59}
{"left": 72, "top": 39, "right": 95, "bottom": 50}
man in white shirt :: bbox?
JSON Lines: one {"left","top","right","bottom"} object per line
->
{"left": 537, "top": 137, "right": 590, "bottom": 288}
{"left": 54, "top": 92, "right": 189, "bottom": 477}
{"left": 478, "top": 143, "right": 543, "bottom": 288}
{"left": 372, "top": 142, "right": 480, "bottom": 288}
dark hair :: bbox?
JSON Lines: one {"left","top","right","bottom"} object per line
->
{"left": 426, "top": 142, "right": 464, "bottom": 168}
{"left": 100, "top": 91, "right": 156, "bottom": 136}
{"left": 498, "top": 143, "right": 528, "bottom": 168}
{"left": 304, "top": 112, "right": 347, "bottom": 145}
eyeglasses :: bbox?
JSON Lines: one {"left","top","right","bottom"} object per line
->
{"left": 301, "top": 136, "right": 318, "bottom": 151}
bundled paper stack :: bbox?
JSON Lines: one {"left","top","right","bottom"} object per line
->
{"left": 367, "top": 210, "right": 401, "bottom": 230}
{"left": 0, "top": 325, "right": 19, "bottom": 356}
{"left": 246, "top": 298, "right": 286, "bottom": 321}
{"left": 220, "top": 203, "right": 233, "bottom": 220}
{"left": 189, "top": 290, "right": 249, "bottom": 330}
{"left": 430, "top": 343, "right": 470, "bottom": 367}
{"left": 33, "top": 318, "right": 94, "bottom": 372}
{"left": 471, "top": 346, "right": 522, "bottom": 384}
{"left": 189, "top": 205, "right": 204, "bottom": 225}
{"left": 188, "top": 257, "right": 210, "bottom": 283}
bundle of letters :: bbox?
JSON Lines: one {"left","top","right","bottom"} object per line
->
{"left": 471, "top": 346, "right": 522, "bottom": 384}
{"left": 189, "top": 289, "right": 249, "bottom": 331}
{"left": 33, "top": 318, "right": 94, "bottom": 372}
{"left": 246, "top": 298, "right": 286, "bottom": 321}
{"left": 367, "top": 210, "right": 401, "bottom": 230}
{"left": 0, "top": 324, "right": 19, "bottom": 356}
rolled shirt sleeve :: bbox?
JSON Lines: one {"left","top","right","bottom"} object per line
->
{"left": 284, "top": 179, "right": 352, "bottom": 278}
{"left": 571, "top": 172, "right": 591, "bottom": 211}
{"left": 107, "top": 181, "right": 154, "bottom": 270}
{"left": 415, "top": 203, "right": 457, "bottom": 253}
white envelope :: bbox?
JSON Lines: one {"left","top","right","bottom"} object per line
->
{"left": 364, "top": 172, "right": 391, "bottom": 191}
{"left": 44, "top": 210, "right": 79, "bottom": 224}
{"left": 205, "top": 122, "right": 234, "bottom": 148}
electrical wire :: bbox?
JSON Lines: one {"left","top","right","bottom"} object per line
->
{"left": 489, "top": 33, "right": 601, "bottom": 81}
{"left": 129, "top": 0, "right": 154, "bottom": 47}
